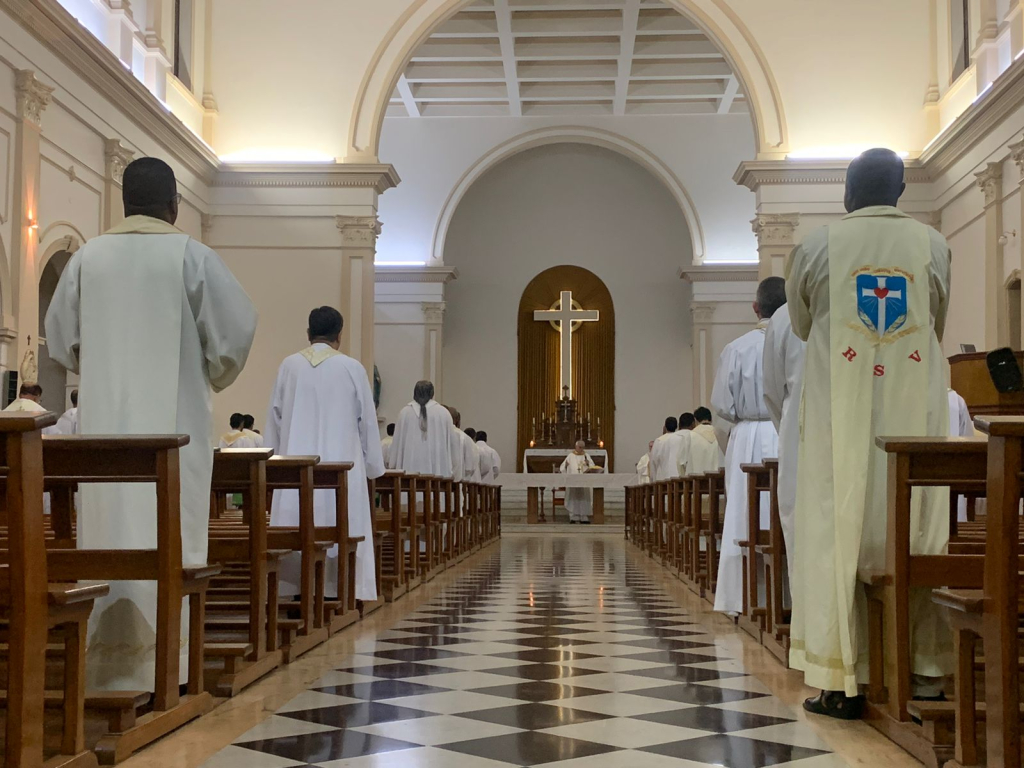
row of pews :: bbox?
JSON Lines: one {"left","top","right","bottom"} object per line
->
{"left": 0, "top": 415, "right": 501, "bottom": 768}
{"left": 625, "top": 418, "right": 1024, "bottom": 768}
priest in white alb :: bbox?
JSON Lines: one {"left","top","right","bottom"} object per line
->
{"left": 265, "top": 306, "right": 385, "bottom": 603}
{"left": 561, "top": 440, "right": 597, "bottom": 523}
{"left": 45, "top": 157, "right": 257, "bottom": 691}
{"left": 637, "top": 441, "right": 653, "bottom": 485}
{"left": 55, "top": 388, "right": 79, "bottom": 434}
{"left": 650, "top": 416, "right": 688, "bottom": 482}
{"left": 219, "top": 412, "right": 261, "bottom": 449}
{"left": 389, "top": 380, "right": 453, "bottom": 477}
{"left": 786, "top": 149, "right": 952, "bottom": 718}
{"left": 711, "top": 277, "right": 782, "bottom": 616}
{"left": 762, "top": 298, "right": 806, "bottom": 588}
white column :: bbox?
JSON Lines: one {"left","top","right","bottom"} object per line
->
{"left": 976, "top": 161, "right": 1006, "bottom": 348}
{"left": 103, "top": 139, "right": 134, "bottom": 231}
{"left": 751, "top": 213, "right": 799, "bottom": 280}
{"left": 12, "top": 70, "right": 53, "bottom": 364}
{"left": 422, "top": 301, "right": 446, "bottom": 397}
{"left": 336, "top": 215, "right": 381, "bottom": 380}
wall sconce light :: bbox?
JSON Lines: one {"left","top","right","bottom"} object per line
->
{"left": 999, "top": 230, "right": 1018, "bottom": 246}
{"left": 27, "top": 216, "right": 38, "bottom": 233}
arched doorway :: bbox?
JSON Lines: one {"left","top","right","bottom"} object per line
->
{"left": 518, "top": 265, "right": 615, "bottom": 469}
{"left": 38, "top": 251, "right": 76, "bottom": 413}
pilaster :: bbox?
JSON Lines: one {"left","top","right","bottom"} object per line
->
{"left": 1011, "top": 136, "right": 1024, "bottom": 348}
{"left": 974, "top": 0, "right": 1002, "bottom": 91}
{"left": 690, "top": 302, "right": 715, "bottom": 408}
{"left": 12, "top": 70, "right": 53, "bottom": 362}
{"left": 976, "top": 161, "right": 1006, "bottom": 348}
{"left": 751, "top": 213, "right": 799, "bottom": 280}
{"left": 103, "top": 138, "right": 134, "bottom": 230}
{"left": 1008, "top": 1, "right": 1024, "bottom": 60}
{"left": 422, "top": 301, "right": 446, "bottom": 397}
{"left": 337, "top": 215, "right": 382, "bottom": 379}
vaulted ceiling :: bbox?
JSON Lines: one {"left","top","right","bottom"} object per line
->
{"left": 388, "top": 0, "right": 746, "bottom": 118}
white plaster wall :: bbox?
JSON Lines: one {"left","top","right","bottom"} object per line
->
{"left": 441, "top": 142, "right": 694, "bottom": 471}
{"left": 377, "top": 115, "right": 757, "bottom": 266}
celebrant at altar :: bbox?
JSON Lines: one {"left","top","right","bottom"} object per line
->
{"left": 560, "top": 440, "right": 602, "bottom": 523}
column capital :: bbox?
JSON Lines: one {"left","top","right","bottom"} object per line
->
{"left": 975, "top": 161, "right": 1004, "bottom": 205}
{"left": 336, "top": 215, "right": 382, "bottom": 247}
{"left": 422, "top": 301, "right": 446, "bottom": 324}
{"left": 750, "top": 213, "right": 799, "bottom": 247}
{"left": 1010, "top": 137, "right": 1024, "bottom": 181}
{"left": 103, "top": 138, "right": 135, "bottom": 183}
{"left": 15, "top": 70, "right": 54, "bottom": 126}
{"left": 691, "top": 302, "right": 716, "bottom": 325}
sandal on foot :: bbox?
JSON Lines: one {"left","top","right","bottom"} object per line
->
{"left": 803, "top": 691, "right": 865, "bottom": 720}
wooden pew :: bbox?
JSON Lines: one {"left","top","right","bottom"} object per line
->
{"left": 312, "top": 463, "right": 362, "bottom": 634}
{"left": 41, "top": 435, "right": 216, "bottom": 764}
{"left": 861, "top": 436, "right": 988, "bottom": 768}
{"left": 935, "top": 417, "right": 1024, "bottom": 768}
{"left": 263, "top": 456, "right": 330, "bottom": 662}
{"left": 737, "top": 463, "right": 771, "bottom": 643}
{"left": 207, "top": 449, "right": 283, "bottom": 697}
{"left": 0, "top": 413, "right": 108, "bottom": 768}
{"left": 758, "top": 459, "right": 790, "bottom": 665}
{"left": 374, "top": 472, "right": 411, "bottom": 603}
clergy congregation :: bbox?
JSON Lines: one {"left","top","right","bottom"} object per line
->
{"left": 6, "top": 1, "right": 1024, "bottom": 768}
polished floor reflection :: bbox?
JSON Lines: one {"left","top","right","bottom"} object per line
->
{"left": 199, "top": 536, "right": 849, "bottom": 767}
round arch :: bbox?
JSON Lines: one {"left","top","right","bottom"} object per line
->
{"left": 432, "top": 126, "right": 706, "bottom": 264}
{"left": 347, "top": 0, "right": 787, "bottom": 162}
{"left": 37, "top": 225, "right": 84, "bottom": 274}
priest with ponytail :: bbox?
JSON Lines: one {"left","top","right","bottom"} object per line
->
{"left": 389, "top": 379, "right": 454, "bottom": 477}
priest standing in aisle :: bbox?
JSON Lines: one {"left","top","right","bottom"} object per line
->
{"left": 265, "top": 306, "right": 385, "bottom": 604}
{"left": 561, "top": 440, "right": 597, "bottom": 523}
{"left": 45, "top": 157, "right": 257, "bottom": 691}
{"left": 650, "top": 416, "right": 687, "bottom": 482}
{"left": 711, "top": 277, "right": 782, "bottom": 617}
{"left": 787, "top": 148, "right": 951, "bottom": 717}
{"left": 762, "top": 297, "right": 806, "bottom": 588}
{"left": 389, "top": 380, "right": 453, "bottom": 477}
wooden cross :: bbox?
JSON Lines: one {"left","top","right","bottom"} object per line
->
{"left": 533, "top": 290, "right": 599, "bottom": 397}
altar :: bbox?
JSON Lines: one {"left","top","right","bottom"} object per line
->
{"left": 500, "top": 472, "right": 638, "bottom": 524}
{"left": 522, "top": 448, "right": 608, "bottom": 473}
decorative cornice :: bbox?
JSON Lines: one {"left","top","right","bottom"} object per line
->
{"left": 751, "top": 213, "right": 799, "bottom": 248}
{"left": 7, "top": 0, "right": 219, "bottom": 181}
{"left": 920, "top": 54, "right": 1024, "bottom": 177}
{"left": 15, "top": 69, "right": 54, "bottom": 125}
{"left": 422, "top": 301, "right": 446, "bottom": 324}
{"left": 375, "top": 266, "right": 460, "bottom": 284}
{"left": 734, "top": 159, "right": 930, "bottom": 190}
{"left": 216, "top": 163, "right": 400, "bottom": 193}
{"left": 975, "top": 161, "right": 1003, "bottom": 205}
{"left": 336, "top": 215, "right": 382, "bottom": 247}
{"left": 679, "top": 264, "right": 759, "bottom": 283}
{"left": 103, "top": 138, "right": 134, "bottom": 183}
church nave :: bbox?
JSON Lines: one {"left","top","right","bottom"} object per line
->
{"left": 130, "top": 535, "right": 915, "bottom": 768}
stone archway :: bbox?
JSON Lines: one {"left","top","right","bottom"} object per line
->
{"left": 346, "top": 0, "right": 787, "bottom": 162}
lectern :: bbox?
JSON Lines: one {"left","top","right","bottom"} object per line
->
{"left": 949, "top": 352, "right": 1024, "bottom": 415}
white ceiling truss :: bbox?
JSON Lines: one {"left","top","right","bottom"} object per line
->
{"left": 388, "top": 0, "right": 748, "bottom": 118}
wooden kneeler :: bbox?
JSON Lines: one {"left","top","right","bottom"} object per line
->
{"left": 42, "top": 435, "right": 216, "bottom": 765}
{"left": 311, "top": 463, "right": 362, "bottom": 634}
{"left": 374, "top": 473, "right": 409, "bottom": 604}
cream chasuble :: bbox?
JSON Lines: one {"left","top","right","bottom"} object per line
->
{"left": 45, "top": 215, "right": 256, "bottom": 691}
{"left": 786, "top": 206, "right": 952, "bottom": 695}
{"left": 688, "top": 423, "right": 723, "bottom": 475}
{"left": 265, "top": 344, "right": 385, "bottom": 601}
{"left": 636, "top": 453, "right": 651, "bottom": 485}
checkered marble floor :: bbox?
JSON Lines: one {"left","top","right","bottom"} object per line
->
{"left": 202, "top": 536, "right": 848, "bottom": 768}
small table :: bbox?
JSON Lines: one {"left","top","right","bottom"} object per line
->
{"left": 499, "top": 473, "right": 639, "bottom": 524}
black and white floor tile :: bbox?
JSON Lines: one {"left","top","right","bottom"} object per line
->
{"left": 202, "top": 536, "right": 848, "bottom": 768}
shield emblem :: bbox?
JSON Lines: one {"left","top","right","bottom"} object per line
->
{"left": 856, "top": 274, "right": 908, "bottom": 337}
